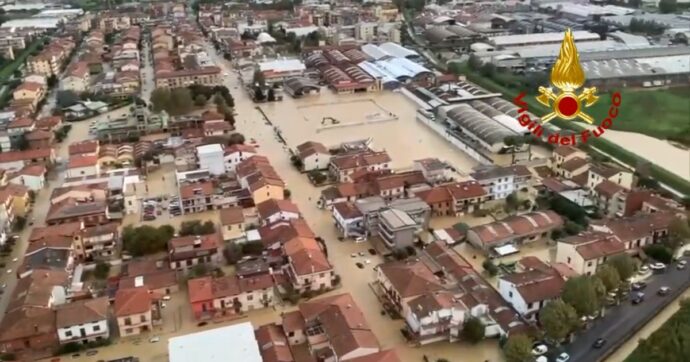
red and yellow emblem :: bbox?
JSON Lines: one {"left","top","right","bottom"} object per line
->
{"left": 536, "top": 29, "right": 598, "bottom": 123}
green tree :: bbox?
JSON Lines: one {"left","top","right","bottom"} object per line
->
{"left": 94, "top": 261, "right": 110, "bottom": 279}
{"left": 190, "top": 263, "right": 209, "bottom": 278}
{"left": 562, "top": 275, "right": 606, "bottom": 316}
{"left": 505, "top": 192, "right": 520, "bottom": 213}
{"left": 608, "top": 254, "right": 636, "bottom": 280}
{"left": 194, "top": 94, "right": 207, "bottom": 107}
{"left": 503, "top": 334, "right": 533, "bottom": 362}
{"left": 170, "top": 87, "right": 194, "bottom": 115}
{"left": 596, "top": 264, "right": 621, "bottom": 292}
{"left": 539, "top": 300, "right": 579, "bottom": 344}
{"left": 659, "top": 0, "right": 678, "bottom": 13}
{"left": 150, "top": 88, "right": 171, "bottom": 112}
{"left": 241, "top": 240, "right": 265, "bottom": 255}
{"left": 643, "top": 244, "right": 674, "bottom": 264}
{"left": 462, "top": 317, "right": 485, "bottom": 344}
{"left": 482, "top": 259, "right": 499, "bottom": 276}
{"left": 228, "top": 133, "right": 245, "bottom": 145}
{"left": 122, "top": 225, "right": 175, "bottom": 256}
{"left": 667, "top": 217, "right": 690, "bottom": 250}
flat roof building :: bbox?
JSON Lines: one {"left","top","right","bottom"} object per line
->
{"left": 168, "top": 322, "right": 262, "bottom": 362}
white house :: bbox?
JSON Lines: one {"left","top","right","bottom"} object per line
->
{"left": 66, "top": 155, "right": 100, "bottom": 178}
{"left": 56, "top": 297, "right": 110, "bottom": 345}
{"left": 295, "top": 141, "right": 330, "bottom": 171}
{"left": 8, "top": 164, "right": 46, "bottom": 191}
{"left": 331, "top": 201, "right": 364, "bottom": 238}
{"left": 497, "top": 270, "right": 565, "bottom": 320}
{"left": 587, "top": 164, "right": 634, "bottom": 191}
{"left": 256, "top": 199, "right": 300, "bottom": 225}
{"left": 223, "top": 144, "right": 256, "bottom": 172}
{"left": 197, "top": 144, "right": 225, "bottom": 176}
{"left": 555, "top": 231, "right": 627, "bottom": 276}
{"left": 470, "top": 165, "right": 532, "bottom": 200}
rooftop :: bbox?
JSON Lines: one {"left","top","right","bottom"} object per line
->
{"left": 168, "top": 322, "right": 262, "bottom": 362}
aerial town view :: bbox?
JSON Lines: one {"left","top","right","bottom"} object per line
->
{"left": 0, "top": 0, "right": 688, "bottom": 361}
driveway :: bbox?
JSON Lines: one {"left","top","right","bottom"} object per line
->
{"left": 565, "top": 259, "right": 690, "bottom": 362}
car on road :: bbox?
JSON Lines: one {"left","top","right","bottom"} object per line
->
{"left": 658, "top": 286, "right": 671, "bottom": 296}
{"left": 639, "top": 265, "right": 650, "bottom": 274}
{"left": 531, "top": 344, "right": 548, "bottom": 355}
{"left": 632, "top": 292, "right": 644, "bottom": 304}
{"left": 149, "top": 336, "right": 160, "bottom": 343}
{"left": 368, "top": 248, "right": 376, "bottom": 255}
{"left": 163, "top": 295, "right": 171, "bottom": 301}
{"left": 355, "top": 262, "right": 364, "bottom": 269}
{"left": 556, "top": 352, "right": 570, "bottom": 362}
{"left": 12, "top": 257, "right": 17, "bottom": 262}
{"left": 631, "top": 281, "right": 647, "bottom": 291}
{"left": 593, "top": 338, "right": 606, "bottom": 348}
{"left": 677, "top": 260, "right": 687, "bottom": 270}
{"left": 650, "top": 263, "right": 667, "bottom": 272}
{"left": 358, "top": 251, "right": 365, "bottom": 256}
{"left": 350, "top": 253, "right": 356, "bottom": 258}
{"left": 6, "top": 269, "right": 11, "bottom": 274}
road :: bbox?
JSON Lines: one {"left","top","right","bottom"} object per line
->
{"left": 139, "top": 36, "right": 154, "bottom": 102}
{"left": 565, "top": 259, "right": 690, "bottom": 362}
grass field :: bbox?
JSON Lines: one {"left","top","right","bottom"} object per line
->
{"left": 584, "top": 88, "right": 690, "bottom": 144}
{"left": 625, "top": 299, "right": 690, "bottom": 362}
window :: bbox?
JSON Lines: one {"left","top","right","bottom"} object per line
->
{"left": 93, "top": 325, "right": 100, "bottom": 332}
{"left": 247, "top": 294, "right": 253, "bottom": 301}
{"left": 65, "top": 330, "right": 72, "bottom": 337}
{"left": 288, "top": 331, "right": 294, "bottom": 337}
{"left": 587, "top": 261, "right": 593, "bottom": 267}
{"left": 124, "top": 317, "right": 131, "bottom": 326}
{"left": 508, "top": 291, "right": 513, "bottom": 298}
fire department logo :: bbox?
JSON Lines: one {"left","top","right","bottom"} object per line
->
{"left": 536, "top": 28, "right": 599, "bottom": 124}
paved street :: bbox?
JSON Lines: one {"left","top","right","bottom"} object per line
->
{"left": 565, "top": 258, "right": 690, "bottom": 362}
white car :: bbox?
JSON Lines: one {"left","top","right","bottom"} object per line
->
{"left": 162, "top": 295, "right": 172, "bottom": 301}
{"left": 12, "top": 258, "right": 18, "bottom": 262}
{"left": 365, "top": 259, "right": 371, "bottom": 264}
{"left": 650, "top": 263, "right": 666, "bottom": 271}
{"left": 6, "top": 269, "right": 11, "bottom": 274}
{"left": 149, "top": 336, "right": 160, "bottom": 343}
{"left": 556, "top": 352, "right": 571, "bottom": 362}
{"left": 532, "top": 344, "right": 548, "bottom": 355}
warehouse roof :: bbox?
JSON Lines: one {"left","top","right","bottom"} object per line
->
{"left": 489, "top": 31, "right": 600, "bottom": 47}
{"left": 379, "top": 42, "right": 419, "bottom": 59}
{"left": 361, "top": 44, "right": 391, "bottom": 60}
{"left": 445, "top": 104, "right": 516, "bottom": 146}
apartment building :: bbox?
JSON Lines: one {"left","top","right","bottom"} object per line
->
{"left": 470, "top": 165, "right": 532, "bottom": 200}
{"left": 168, "top": 233, "right": 223, "bottom": 273}
{"left": 187, "top": 274, "right": 276, "bottom": 321}
{"left": 114, "top": 287, "right": 162, "bottom": 337}
{"left": 56, "top": 297, "right": 110, "bottom": 345}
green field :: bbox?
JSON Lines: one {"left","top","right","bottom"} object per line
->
{"left": 626, "top": 299, "right": 690, "bottom": 362}
{"left": 0, "top": 38, "right": 45, "bottom": 82}
{"left": 584, "top": 88, "right": 690, "bottom": 145}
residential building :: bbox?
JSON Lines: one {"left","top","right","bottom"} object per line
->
{"left": 378, "top": 208, "right": 419, "bottom": 248}
{"left": 224, "top": 144, "right": 257, "bottom": 172}
{"left": 555, "top": 232, "right": 627, "bottom": 275}
{"left": 415, "top": 181, "right": 488, "bottom": 216}
{"left": 179, "top": 181, "right": 214, "bottom": 215}
{"left": 62, "top": 61, "right": 90, "bottom": 92}
{"left": 498, "top": 267, "right": 565, "bottom": 320}
{"left": 295, "top": 141, "right": 330, "bottom": 171}
{"left": 78, "top": 222, "right": 119, "bottom": 260}
{"left": 413, "top": 158, "right": 449, "bottom": 184}
{"left": 236, "top": 156, "right": 285, "bottom": 205}
{"left": 329, "top": 150, "right": 392, "bottom": 182}
{"left": 197, "top": 143, "right": 225, "bottom": 176}
{"left": 332, "top": 201, "right": 365, "bottom": 238}
{"left": 66, "top": 155, "right": 100, "bottom": 178}
{"left": 587, "top": 163, "right": 634, "bottom": 191}
{"left": 280, "top": 293, "right": 381, "bottom": 360}
{"left": 45, "top": 199, "right": 108, "bottom": 226}
{"left": 8, "top": 164, "right": 47, "bottom": 191}
{"left": 0, "top": 307, "right": 57, "bottom": 358}
{"left": 168, "top": 233, "right": 222, "bottom": 273}
{"left": 590, "top": 211, "right": 678, "bottom": 250}
{"left": 155, "top": 67, "right": 222, "bottom": 88}
{"left": 13, "top": 82, "right": 46, "bottom": 107}
{"left": 470, "top": 165, "right": 532, "bottom": 200}
{"left": 25, "top": 129, "right": 53, "bottom": 149}
{"left": 0, "top": 183, "right": 30, "bottom": 217}
{"left": 254, "top": 324, "right": 295, "bottom": 362}
{"left": 69, "top": 140, "right": 99, "bottom": 156}
{"left": 219, "top": 206, "right": 246, "bottom": 242}
{"left": 256, "top": 198, "right": 300, "bottom": 225}
{"left": 119, "top": 257, "right": 179, "bottom": 296}
{"left": 114, "top": 287, "right": 162, "bottom": 337}
{"left": 550, "top": 146, "right": 587, "bottom": 174}
{"left": 56, "top": 297, "right": 110, "bottom": 345}
{"left": 283, "top": 237, "right": 334, "bottom": 293}
{"left": 187, "top": 274, "right": 276, "bottom": 321}
{"left": 0, "top": 148, "right": 55, "bottom": 171}
{"left": 466, "top": 211, "right": 563, "bottom": 252}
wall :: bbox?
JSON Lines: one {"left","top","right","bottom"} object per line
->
{"left": 57, "top": 320, "right": 109, "bottom": 343}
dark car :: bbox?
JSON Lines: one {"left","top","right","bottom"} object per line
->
{"left": 368, "top": 248, "right": 377, "bottom": 255}
{"left": 658, "top": 286, "right": 671, "bottom": 296}
{"left": 632, "top": 292, "right": 644, "bottom": 304}
{"left": 593, "top": 338, "right": 606, "bottom": 348}
{"left": 631, "top": 282, "right": 647, "bottom": 291}
{"left": 355, "top": 262, "right": 365, "bottom": 269}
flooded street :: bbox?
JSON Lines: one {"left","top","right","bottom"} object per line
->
{"left": 584, "top": 125, "right": 690, "bottom": 180}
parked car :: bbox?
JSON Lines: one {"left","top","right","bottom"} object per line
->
{"left": 368, "top": 248, "right": 377, "bottom": 255}
{"left": 355, "top": 262, "right": 364, "bottom": 269}
{"left": 658, "top": 286, "right": 671, "bottom": 296}
{"left": 556, "top": 353, "right": 570, "bottom": 362}
{"left": 593, "top": 338, "right": 606, "bottom": 348}
{"left": 650, "top": 263, "right": 666, "bottom": 272}
{"left": 677, "top": 260, "right": 687, "bottom": 270}
{"left": 531, "top": 344, "right": 548, "bottom": 356}
{"left": 631, "top": 281, "right": 647, "bottom": 291}
{"left": 149, "top": 336, "right": 160, "bottom": 343}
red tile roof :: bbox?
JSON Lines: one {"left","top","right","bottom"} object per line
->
{"left": 68, "top": 155, "right": 99, "bottom": 169}
{"left": 378, "top": 259, "right": 443, "bottom": 298}
{"left": 469, "top": 211, "right": 563, "bottom": 246}
{"left": 255, "top": 323, "right": 294, "bottom": 362}
{"left": 256, "top": 199, "right": 300, "bottom": 220}
{"left": 68, "top": 140, "right": 99, "bottom": 155}
{"left": 284, "top": 237, "right": 331, "bottom": 275}
{"left": 501, "top": 270, "right": 565, "bottom": 304}
{"left": 219, "top": 206, "right": 244, "bottom": 225}
{"left": 114, "top": 287, "right": 156, "bottom": 316}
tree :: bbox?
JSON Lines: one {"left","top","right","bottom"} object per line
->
{"left": 94, "top": 261, "right": 110, "bottom": 279}
{"left": 480, "top": 63, "right": 496, "bottom": 78}
{"left": 562, "top": 275, "right": 606, "bottom": 316}
{"left": 608, "top": 254, "right": 635, "bottom": 281}
{"left": 150, "top": 88, "right": 171, "bottom": 112}
{"left": 56, "top": 90, "right": 80, "bottom": 108}
{"left": 643, "top": 244, "right": 674, "bottom": 264}
{"left": 667, "top": 217, "right": 690, "bottom": 251}
{"left": 659, "top": 0, "right": 678, "bottom": 13}
{"left": 179, "top": 220, "right": 216, "bottom": 236}
{"left": 122, "top": 225, "right": 175, "bottom": 256}
{"left": 224, "top": 243, "right": 243, "bottom": 265}
{"left": 505, "top": 192, "right": 519, "bottom": 213}
{"left": 596, "top": 264, "right": 621, "bottom": 292}
{"left": 462, "top": 317, "right": 485, "bottom": 344}
{"left": 468, "top": 54, "right": 482, "bottom": 70}
{"left": 549, "top": 196, "right": 587, "bottom": 225}
{"left": 241, "top": 240, "right": 264, "bottom": 255}
{"left": 503, "top": 334, "right": 533, "bottom": 362}
{"left": 190, "top": 263, "right": 209, "bottom": 278}
{"left": 482, "top": 259, "right": 499, "bottom": 276}
{"left": 539, "top": 300, "right": 579, "bottom": 344}
{"left": 228, "top": 133, "right": 245, "bottom": 145}
{"left": 194, "top": 94, "right": 207, "bottom": 107}
{"left": 170, "top": 87, "right": 194, "bottom": 115}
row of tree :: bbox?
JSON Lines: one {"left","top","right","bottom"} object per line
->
{"left": 150, "top": 85, "right": 236, "bottom": 119}
{"left": 503, "top": 254, "right": 636, "bottom": 362}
